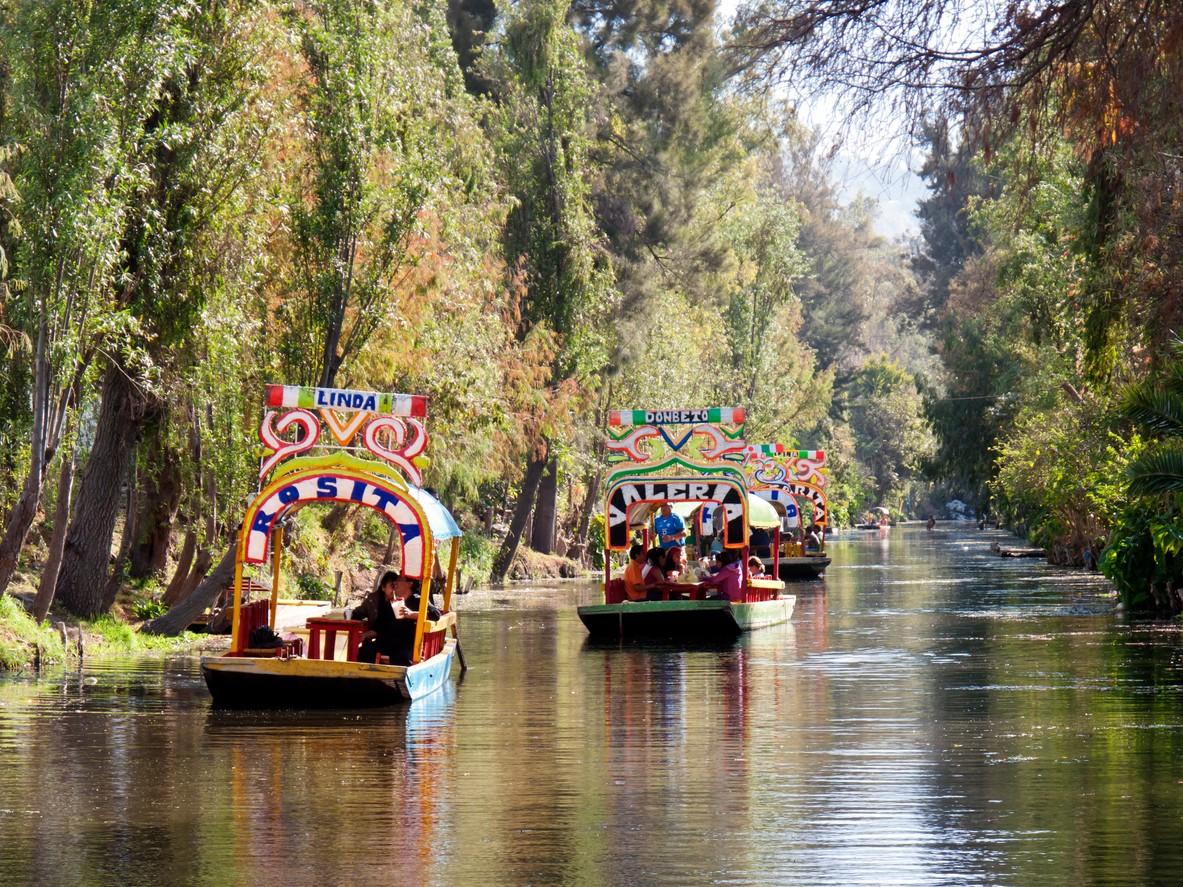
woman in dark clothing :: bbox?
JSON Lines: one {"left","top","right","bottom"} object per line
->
{"left": 355, "top": 571, "right": 440, "bottom": 666}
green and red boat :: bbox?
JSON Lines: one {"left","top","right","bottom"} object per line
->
{"left": 743, "top": 444, "right": 832, "bottom": 581}
{"left": 577, "top": 407, "right": 794, "bottom": 640}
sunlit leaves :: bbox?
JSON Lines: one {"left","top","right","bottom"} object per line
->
{"left": 278, "top": 0, "right": 494, "bottom": 387}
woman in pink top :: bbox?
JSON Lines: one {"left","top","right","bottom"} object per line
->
{"left": 699, "top": 550, "right": 744, "bottom": 602}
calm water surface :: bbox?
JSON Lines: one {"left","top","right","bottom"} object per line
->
{"left": 3, "top": 526, "right": 1183, "bottom": 886}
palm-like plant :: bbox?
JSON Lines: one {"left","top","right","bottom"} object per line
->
{"left": 1122, "top": 344, "right": 1183, "bottom": 495}
{"left": 1102, "top": 341, "right": 1183, "bottom": 617}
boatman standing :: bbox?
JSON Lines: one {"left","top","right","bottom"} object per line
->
{"left": 654, "top": 502, "right": 686, "bottom": 549}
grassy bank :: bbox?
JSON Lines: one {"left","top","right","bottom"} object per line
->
{"left": 0, "top": 594, "right": 225, "bottom": 672}
{"left": 0, "top": 595, "right": 66, "bottom": 670}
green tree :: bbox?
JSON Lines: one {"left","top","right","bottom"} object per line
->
{"left": 1101, "top": 349, "right": 1183, "bottom": 616}
{"left": 0, "top": 0, "right": 180, "bottom": 600}
{"left": 278, "top": 0, "right": 490, "bottom": 388}
{"left": 485, "top": 0, "right": 617, "bottom": 577}
{"left": 147, "top": 0, "right": 497, "bottom": 634}
{"left": 53, "top": 1, "right": 276, "bottom": 617}
{"left": 844, "top": 357, "right": 934, "bottom": 507}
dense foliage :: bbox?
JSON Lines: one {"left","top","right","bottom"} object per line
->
{"left": 9, "top": 0, "right": 1178, "bottom": 626}
{"left": 730, "top": 0, "right": 1183, "bottom": 613}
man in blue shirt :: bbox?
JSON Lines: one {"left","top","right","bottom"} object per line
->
{"left": 654, "top": 503, "right": 686, "bottom": 550}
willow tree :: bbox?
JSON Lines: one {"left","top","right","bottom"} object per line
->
{"left": 0, "top": 0, "right": 175, "bottom": 600}
{"left": 146, "top": 0, "right": 494, "bottom": 634}
{"left": 485, "top": 0, "right": 616, "bottom": 577}
{"left": 52, "top": 1, "right": 275, "bottom": 618}
{"left": 731, "top": 0, "right": 1183, "bottom": 373}
{"left": 278, "top": 0, "right": 490, "bottom": 388}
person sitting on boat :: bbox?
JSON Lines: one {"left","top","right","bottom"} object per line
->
{"left": 748, "top": 556, "right": 765, "bottom": 579}
{"left": 700, "top": 550, "right": 743, "bottom": 602}
{"left": 661, "top": 545, "right": 685, "bottom": 580}
{"left": 654, "top": 503, "right": 686, "bottom": 549}
{"left": 749, "top": 526, "right": 772, "bottom": 559}
{"left": 622, "top": 544, "right": 648, "bottom": 602}
{"left": 638, "top": 547, "right": 669, "bottom": 600}
{"left": 804, "top": 525, "right": 822, "bottom": 552}
{"left": 355, "top": 571, "right": 439, "bottom": 666}
{"left": 642, "top": 547, "right": 665, "bottom": 583}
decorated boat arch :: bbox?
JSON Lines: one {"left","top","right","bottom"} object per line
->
{"left": 742, "top": 444, "right": 832, "bottom": 580}
{"left": 578, "top": 407, "right": 794, "bottom": 639}
{"left": 201, "top": 384, "right": 462, "bottom": 707}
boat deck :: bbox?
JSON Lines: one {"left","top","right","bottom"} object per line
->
{"left": 201, "top": 639, "right": 456, "bottom": 707}
{"left": 578, "top": 597, "right": 794, "bottom": 640}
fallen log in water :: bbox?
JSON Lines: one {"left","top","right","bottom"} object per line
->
{"left": 996, "top": 546, "right": 1047, "bottom": 558}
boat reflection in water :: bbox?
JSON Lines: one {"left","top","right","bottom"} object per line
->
{"left": 202, "top": 683, "right": 457, "bottom": 883}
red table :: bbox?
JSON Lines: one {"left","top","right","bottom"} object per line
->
{"left": 654, "top": 582, "right": 706, "bottom": 601}
{"left": 306, "top": 618, "right": 367, "bottom": 661}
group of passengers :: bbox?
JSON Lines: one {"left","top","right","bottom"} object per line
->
{"left": 621, "top": 502, "right": 755, "bottom": 603}
{"left": 782, "top": 523, "right": 824, "bottom": 556}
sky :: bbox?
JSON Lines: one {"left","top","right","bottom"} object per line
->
{"left": 800, "top": 98, "right": 927, "bottom": 241}
{"left": 716, "top": 1, "right": 929, "bottom": 241}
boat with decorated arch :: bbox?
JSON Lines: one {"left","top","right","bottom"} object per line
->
{"left": 577, "top": 407, "right": 795, "bottom": 639}
{"left": 743, "top": 443, "right": 832, "bottom": 580}
{"left": 200, "top": 384, "right": 462, "bottom": 706}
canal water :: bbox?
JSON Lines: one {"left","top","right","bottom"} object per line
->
{"left": 2, "top": 526, "right": 1182, "bottom": 886}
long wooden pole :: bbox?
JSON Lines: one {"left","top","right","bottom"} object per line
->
{"left": 230, "top": 558, "right": 245, "bottom": 653}
{"left": 443, "top": 537, "right": 459, "bottom": 613}
{"left": 411, "top": 541, "right": 434, "bottom": 664}
{"left": 772, "top": 526, "right": 781, "bottom": 586}
{"left": 269, "top": 524, "right": 284, "bottom": 628}
{"left": 445, "top": 537, "right": 468, "bottom": 672}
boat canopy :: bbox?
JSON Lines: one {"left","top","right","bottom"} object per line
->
{"left": 668, "top": 495, "right": 780, "bottom": 530}
{"left": 408, "top": 486, "right": 463, "bottom": 540}
{"left": 751, "top": 480, "right": 829, "bottom": 528}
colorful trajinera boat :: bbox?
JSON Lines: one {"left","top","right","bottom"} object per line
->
{"left": 201, "top": 384, "right": 462, "bottom": 707}
{"left": 577, "top": 407, "right": 794, "bottom": 640}
{"left": 743, "top": 444, "right": 832, "bottom": 580}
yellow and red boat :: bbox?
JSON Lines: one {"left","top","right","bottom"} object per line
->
{"left": 201, "top": 384, "right": 463, "bottom": 707}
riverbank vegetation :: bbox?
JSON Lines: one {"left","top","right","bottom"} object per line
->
{"left": 1, "top": 0, "right": 1180, "bottom": 640}
{"left": 0, "top": 0, "right": 933, "bottom": 645}
{"left": 733, "top": 0, "right": 1183, "bottom": 615}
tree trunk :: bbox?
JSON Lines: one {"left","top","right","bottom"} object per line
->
{"left": 56, "top": 366, "right": 154, "bottom": 617}
{"left": 570, "top": 469, "right": 602, "bottom": 563}
{"left": 143, "top": 543, "right": 235, "bottom": 636}
{"left": 32, "top": 442, "right": 78, "bottom": 622}
{"left": 530, "top": 457, "right": 558, "bottom": 554}
{"left": 100, "top": 464, "right": 138, "bottom": 612}
{"left": 491, "top": 450, "right": 548, "bottom": 582}
{"left": 321, "top": 503, "right": 351, "bottom": 534}
{"left": 381, "top": 524, "right": 398, "bottom": 567}
{"left": 180, "top": 547, "right": 214, "bottom": 602}
{"left": 0, "top": 469, "right": 45, "bottom": 597}
{"left": 162, "top": 528, "right": 197, "bottom": 606}
{"left": 130, "top": 437, "right": 181, "bottom": 579}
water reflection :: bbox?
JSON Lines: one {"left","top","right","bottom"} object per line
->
{"left": 2, "top": 526, "right": 1182, "bottom": 886}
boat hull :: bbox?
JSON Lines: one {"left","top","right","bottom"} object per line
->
{"left": 200, "top": 640, "right": 456, "bottom": 708}
{"left": 778, "top": 556, "right": 831, "bottom": 580}
{"left": 577, "top": 597, "right": 794, "bottom": 640}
